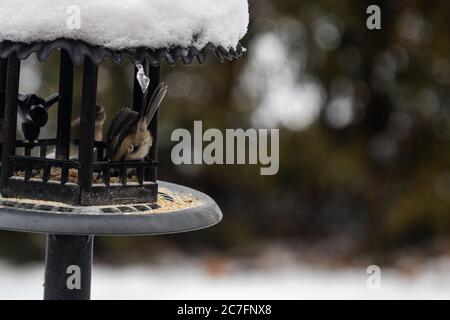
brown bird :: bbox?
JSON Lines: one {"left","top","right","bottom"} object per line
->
{"left": 69, "top": 104, "right": 107, "bottom": 158}
{"left": 71, "top": 104, "right": 107, "bottom": 142}
{"left": 47, "top": 104, "right": 107, "bottom": 159}
{"left": 106, "top": 83, "right": 168, "bottom": 161}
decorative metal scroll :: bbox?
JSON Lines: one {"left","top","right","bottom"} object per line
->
{"left": 0, "top": 39, "right": 245, "bottom": 66}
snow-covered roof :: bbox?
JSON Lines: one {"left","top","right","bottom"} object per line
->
{"left": 0, "top": 0, "right": 249, "bottom": 50}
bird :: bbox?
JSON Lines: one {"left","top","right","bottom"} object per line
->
{"left": 46, "top": 104, "right": 107, "bottom": 159}
{"left": 71, "top": 104, "right": 107, "bottom": 142}
{"left": 69, "top": 104, "right": 107, "bottom": 159}
{"left": 106, "top": 82, "right": 168, "bottom": 161}
{"left": 18, "top": 93, "right": 60, "bottom": 142}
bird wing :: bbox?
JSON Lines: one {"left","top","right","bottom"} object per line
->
{"left": 45, "top": 93, "right": 61, "bottom": 108}
{"left": 140, "top": 82, "right": 168, "bottom": 126}
{"left": 106, "top": 107, "right": 139, "bottom": 159}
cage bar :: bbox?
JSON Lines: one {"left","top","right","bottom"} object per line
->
{"left": 0, "top": 58, "right": 7, "bottom": 120}
{"left": 40, "top": 145, "right": 47, "bottom": 158}
{"left": 1, "top": 54, "right": 20, "bottom": 188}
{"left": 78, "top": 58, "right": 98, "bottom": 195}
{"left": 147, "top": 66, "right": 161, "bottom": 182}
{"left": 56, "top": 50, "right": 74, "bottom": 160}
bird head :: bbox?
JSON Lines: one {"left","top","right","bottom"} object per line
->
{"left": 18, "top": 93, "right": 60, "bottom": 141}
{"left": 112, "top": 118, "right": 152, "bottom": 161}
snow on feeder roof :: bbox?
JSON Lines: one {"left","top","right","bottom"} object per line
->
{"left": 0, "top": 0, "right": 249, "bottom": 65}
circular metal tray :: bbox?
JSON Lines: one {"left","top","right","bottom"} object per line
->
{"left": 0, "top": 181, "right": 222, "bottom": 236}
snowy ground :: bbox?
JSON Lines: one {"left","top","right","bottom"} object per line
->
{"left": 1, "top": 256, "right": 450, "bottom": 300}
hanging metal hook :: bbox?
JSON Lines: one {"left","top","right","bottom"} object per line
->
{"left": 135, "top": 62, "right": 150, "bottom": 93}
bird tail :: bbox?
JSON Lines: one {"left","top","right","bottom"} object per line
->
{"left": 140, "top": 82, "right": 168, "bottom": 125}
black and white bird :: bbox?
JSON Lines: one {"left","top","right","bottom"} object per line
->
{"left": 18, "top": 93, "right": 60, "bottom": 142}
{"left": 106, "top": 82, "right": 168, "bottom": 161}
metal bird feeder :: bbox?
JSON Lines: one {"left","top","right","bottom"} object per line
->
{"left": 0, "top": 37, "right": 244, "bottom": 299}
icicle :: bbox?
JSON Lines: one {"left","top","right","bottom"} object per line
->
{"left": 135, "top": 62, "right": 150, "bottom": 93}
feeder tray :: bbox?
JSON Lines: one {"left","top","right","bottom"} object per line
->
{"left": 0, "top": 181, "right": 222, "bottom": 236}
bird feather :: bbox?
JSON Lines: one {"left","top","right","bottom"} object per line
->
{"left": 140, "top": 82, "right": 168, "bottom": 126}
{"left": 106, "top": 107, "right": 138, "bottom": 158}
{"left": 106, "top": 82, "right": 168, "bottom": 160}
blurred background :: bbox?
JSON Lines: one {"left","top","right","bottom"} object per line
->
{"left": 2, "top": 0, "right": 450, "bottom": 299}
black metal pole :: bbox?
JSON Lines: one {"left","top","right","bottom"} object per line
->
{"left": 44, "top": 234, "right": 94, "bottom": 300}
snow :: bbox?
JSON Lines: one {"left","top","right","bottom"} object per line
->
{"left": 1, "top": 258, "right": 450, "bottom": 300}
{"left": 0, "top": 0, "right": 249, "bottom": 50}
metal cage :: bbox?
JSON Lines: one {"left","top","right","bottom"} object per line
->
{"left": 0, "top": 39, "right": 243, "bottom": 206}
{"left": 0, "top": 46, "right": 160, "bottom": 205}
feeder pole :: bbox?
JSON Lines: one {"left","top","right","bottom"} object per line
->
{"left": 44, "top": 235, "right": 94, "bottom": 300}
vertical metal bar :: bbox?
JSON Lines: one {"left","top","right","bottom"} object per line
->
{"left": 40, "top": 145, "right": 47, "bottom": 158}
{"left": 24, "top": 163, "right": 32, "bottom": 181}
{"left": 137, "top": 166, "right": 144, "bottom": 186}
{"left": 24, "top": 144, "right": 32, "bottom": 182}
{"left": 43, "top": 164, "right": 50, "bottom": 183}
{"left": 0, "top": 58, "right": 8, "bottom": 120}
{"left": 96, "top": 144, "right": 104, "bottom": 161}
{"left": 103, "top": 165, "right": 110, "bottom": 187}
{"left": 44, "top": 234, "right": 94, "bottom": 300}
{"left": 56, "top": 51, "right": 74, "bottom": 160}
{"left": 61, "top": 166, "right": 68, "bottom": 185}
{"left": 24, "top": 144, "right": 31, "bottom": 156}
{"left": 0, "top": 58, "right": 7, "bottom": 160}
{"left": 146, "top": 66, "right": 160, "bottom": 182}
{"left": 78, "top": 58, "right": 98, "bottom": 193}
{"left": 120, "top": 163, "right": 127, "bottom": 186}
{"left": 1, "top": 54, "right": 20, "bottom": 188}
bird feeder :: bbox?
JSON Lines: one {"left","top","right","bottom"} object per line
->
{"left": 0, "top": 0, "right": 248, "bottom": 300}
